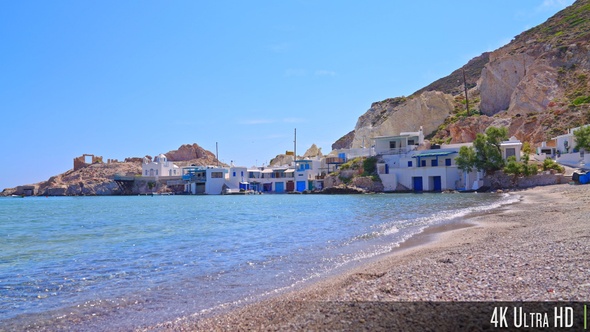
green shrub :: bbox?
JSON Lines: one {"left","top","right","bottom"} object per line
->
{"left": 339, "top": 174, "right": 352, "bottom": 184}
{"left": 362, "top": 156, "right": 378, "bottom": 176}
{"left": 503, "top": 156, "right": 521, "bottom": 176}
{"left": 504, "top": 156, "right": 540, "bottom": 177}
{"left": 573, "top": 96, "right": 590, "bottom": 106}
{"left": 542, "top": 158, "right": 565, "bottom": 173}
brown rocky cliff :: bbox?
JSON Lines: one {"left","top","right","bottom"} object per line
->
{"left": 165, "top": 143, "right": 215, "bottom": 162}
{"left": 349, "top": 91, "right": 454, "bottom": 149}
{"left": 164, "top": 143, "right": 227, "bottom": 167}
{"left": 333, "top": 0, "right": 590, "bottom": 150}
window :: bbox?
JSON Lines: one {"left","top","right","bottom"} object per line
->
{"left": 407, "top": 161, "right": 413, "bottom": 167}
{"left": 408, "top": 139, "right": 415, "bottom": 145}
{"left": 211, "top": 172, "right": 223, "bottom": 178}
{"left": 233, "top": 172, "right": 236, "bottom": 177}
{"left": 241, "top": 171, "right": 244, "bottom": 176}
{"left": 505, "top": 148, "right": 516, "bottom": 158}
{"left": 389, "top": 141, "right": 397, "bottom": 149}
{"left": 421, "top": 160, "right": 426, "bottom": 167}
{"left": 445, "top": 158, "right": 452, "bottom": 166}
{"left": 431, "top": 159, "right": 438, "bottom": 167}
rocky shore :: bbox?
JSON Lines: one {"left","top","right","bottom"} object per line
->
{"left": 145, "top": 183, "right": 590, "bottom": 331}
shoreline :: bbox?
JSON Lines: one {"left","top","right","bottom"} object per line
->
{"left": 148, "top": 183, "right": 590, "bottom": 330}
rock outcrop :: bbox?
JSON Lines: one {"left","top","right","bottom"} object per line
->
{"left": 303, "top": 144, "right": 323, "bottom": 158}
{"left": 165, "top": 143, "right": 221, "bottom": 166}
{"left": 268, "top": 144, "right": 322, "bottom": 167}
{"left": 269, "top": 154, "right": 294, "bottom": 167}
{"left": 350, "top": 91, "right": 455, "bottom": 149}
{"left": 331, "top": 130, "right": 355, "bottom": 150}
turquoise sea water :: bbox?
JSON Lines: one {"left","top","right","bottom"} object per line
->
{"left": 0, "top": 193, "right": 518, "bottom": 330}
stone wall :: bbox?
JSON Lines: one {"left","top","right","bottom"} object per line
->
{"left": 487, "top": 171, "right": 569, "bottom": 190}
{"left": 73, "top": 154, "right": 103, "bottom": 171}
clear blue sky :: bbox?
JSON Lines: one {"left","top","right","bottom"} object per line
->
{"left": 0, "top": 0, "right": 574, "bottom": 190}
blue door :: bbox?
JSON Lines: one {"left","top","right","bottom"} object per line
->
{"left": 413, "top": 177, "right": 423, "bottom": 192}
{"left": 296, "top": 181, "right": 306, "bottom": 192}
{"left": 275, "top": 182, "right": 285, "bottom": 193}
{"left": 433, "top": 176, "right": 442, "bottom": 191}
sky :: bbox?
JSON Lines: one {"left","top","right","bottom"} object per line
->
{"left": 0, "top": 0, "right": 575, "bottom": 190}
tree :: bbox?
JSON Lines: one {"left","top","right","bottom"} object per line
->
{"left": 573, "top": 125, "right": 590, "bottom": 152}
{"left": 503, "top": 156, "right": 522, "bottom": 185}
{"left": 504, "top": 155, "right": 539, "bottom": 186}
{"left": 522, "top": 141, "right": 532, "bottom": 155}
{"left": 455, "top": 146, "right": 477, "bottom": 172}
{"left": 472, "top": 126, "right": 508, "bottom": 173}
{"left": 454, "top": 126, "right": 509, "bottom": 174}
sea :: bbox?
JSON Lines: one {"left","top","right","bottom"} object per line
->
{"left": 0, "top": 192, "right": 519, "bottom": 331}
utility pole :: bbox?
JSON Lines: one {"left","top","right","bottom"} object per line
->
{"left": 294, "top": 128, "right": 297, "bottom": 167}
{"left": 216, "top": 142, "right": 219, "bottom": 167}
{"left": 462, "top": 68, "right": 470, "bottom": 114}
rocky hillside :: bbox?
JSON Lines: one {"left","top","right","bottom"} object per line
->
{"left": 334, "top": 0, "right": 590, "bottom": 149}
{"left": 269, "top": 144, "right": 324, "bottom": 167}
{"left": 164, "top": 143, "right": 222, "bottom": 167}
{"left": 1, "top": 143, "right": 223, "bottom": 196}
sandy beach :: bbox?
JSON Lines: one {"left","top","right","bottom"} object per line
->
{"left": 145, "top": 183, "right": 590, "bottom": 331}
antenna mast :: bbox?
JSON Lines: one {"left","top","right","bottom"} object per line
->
{"left": 216, "top": 142, "right": 219, "bottom": 167}
{"left": 294, "top": 128, "right": 297, "bottom": 167}
{"left": 462, "top": 68, "right": 470, "bottom": 114}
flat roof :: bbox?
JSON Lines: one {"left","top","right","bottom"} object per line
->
{"left": 500, "top": 142, "right": 522, "bottom": 147}
{"left": 412, "top": 151, "right": 457, "bottom": 158}
{"left": 373, "top": 134, "right": 418, "bottom": 140}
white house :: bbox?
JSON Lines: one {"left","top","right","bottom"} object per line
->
{"left": 376, "top": 145, "right": 472, "bottom": 192}
{"left": 182, "top": 166, "right": 228, "bottom": 195}
{"left": 226, "top": 166, "right": 250, "bottom": 193}
{"left": 373, "top": 127, "right": 424, "bottom": 155}
{"left": 142, "top": 154, "right": 180, "bottom": 178}
{"left": 500, "top": 136, "right": 523, "bottom": 162}
{"left": 294, "top": 158, "right": 325, "bottom": 191}
{"left": 549, "top": 124, "right": 590, "bottom": 167}
{"left": 374, "top": 129, "right": 522, "bottom": 192}
{"left": 252, "top": 167, "right": 296, "bottom": 193}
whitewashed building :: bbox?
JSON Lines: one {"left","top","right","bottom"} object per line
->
{"left": 500, "top": 136, "right": 523, "bottom": 162}
{"left": 142, "top": 154, "right": 180, "bottom": 178}
{"left": 374, "top": 129, "right": 520, "bottom": 192}
{"left": 547, "top": 124, "right": 590, "bottom": 167}
{"left": 253, "top": 167, "right": 296, "bottom": 193}
{"left": 182, "top": 166, "right": 228, "bottom": 195}
{"left": 294, "top": 158, "right": 326, "bottom": 191}
{"left": 373, "top": 127, "right": 424, "bottom": 156}
{"left": 376, "top": 145, "right": 473, "bottom": 192}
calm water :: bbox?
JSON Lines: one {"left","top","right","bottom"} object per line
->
{"left": 0, "top": 193, "right": 518, "bottom": 330}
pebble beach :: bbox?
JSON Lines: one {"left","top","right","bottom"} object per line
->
{"left": 147, "top": 183, "right": 590, "bottom": 331}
